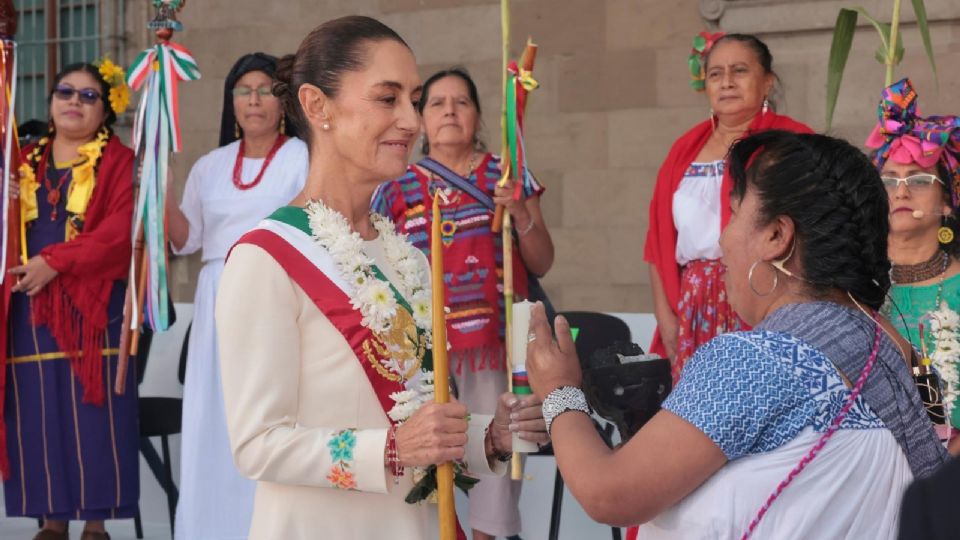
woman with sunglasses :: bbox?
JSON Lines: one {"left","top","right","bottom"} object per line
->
{"left": 868, "top": 79, "right": 960, "bottom": 454}
{"left": 2, "top": 62, "right": 136, "bottom": 540}
{"left": 165, "top": 53, "right": 308, "bottom": 540}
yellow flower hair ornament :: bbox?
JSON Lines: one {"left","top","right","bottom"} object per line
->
{"left": 96, "top": 57, "right": 131, "bottom": 115}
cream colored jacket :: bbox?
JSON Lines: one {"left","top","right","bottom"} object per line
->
{"left": 216, "top": 221, "right": 501, "bottom": 540}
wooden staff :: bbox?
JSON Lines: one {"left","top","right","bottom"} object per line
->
{"left": 431, "top": 192, "right": 456, "bottom": 540}
{"left": 116, "top": 1, "right": 188, "bottom": 393}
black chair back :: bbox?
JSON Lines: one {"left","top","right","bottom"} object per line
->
{"left": 560, "top": 311, "right": 632, "bottom": 362}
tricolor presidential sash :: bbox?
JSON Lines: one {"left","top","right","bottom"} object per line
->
{"left": 228, "top": 207, "right": 430, "bottom": 427}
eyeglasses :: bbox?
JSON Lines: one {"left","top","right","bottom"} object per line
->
{"left": 232, "top": 86, "right": 274, "bottom": 98}
{"left": 881, "top": 173, "right": 944, "bottom": 191}
{"left": 52, "top": 85, "right": 101, "bottom": 105}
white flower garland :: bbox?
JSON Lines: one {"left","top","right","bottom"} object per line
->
{"left": 304, "top": 200, "right": 435, "bottom": 423}
{"left": 927, "top": 302, "right": 960, "bottom": 420}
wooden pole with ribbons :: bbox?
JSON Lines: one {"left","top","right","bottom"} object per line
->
{"left": 0, "top": 0, "right": 19, "bottom": 280}
{"left": 0, "top": 0, "right": 18, "bottom": 480}
{"left": 499, "top": 0, "right": 540, "bottom": 481}
{"left": 431, "top": 192, "right": 457, "bottom": 540}
{"left": 115, "top": 0, "right": 200, "bottom": 393}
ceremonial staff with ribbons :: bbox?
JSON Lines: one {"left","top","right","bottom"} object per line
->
{"left": 0, "top": 0, "right": 19, "bottom": 480}
{"left": 498, "top": 0, "right": 542, "bottom": 481}
{"left": 116, "top": 0, "right": 200, "bottom": 392}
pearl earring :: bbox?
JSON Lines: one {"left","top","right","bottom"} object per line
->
{"left": 322, "top": 122, "right": 330, "bottom": 131}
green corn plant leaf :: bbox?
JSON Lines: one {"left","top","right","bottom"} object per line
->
{"left": 826, "top": 8, "right": 859, "bottom": 129}
{"left": 873, "top": 22, "right": 905, "bottom": 65}
{"left": 910, "top": 0, "right": 938, "bottom": 85}
{"left": 852, "top": 6, "right": 892, "bottom": 53}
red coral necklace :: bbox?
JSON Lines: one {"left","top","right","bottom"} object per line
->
{"left": 232, "top": 134, "right": 287, "bottom": 191}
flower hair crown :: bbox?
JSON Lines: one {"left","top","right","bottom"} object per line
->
{"left": 95, "top": 57, "right": 130, "bottom": 115}
{"left": 688, "top": 31, "right": 725, "bottom": 92}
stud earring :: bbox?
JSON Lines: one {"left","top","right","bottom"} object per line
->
{"left": 322, "top": 122, "right": 331, "bottom": 131}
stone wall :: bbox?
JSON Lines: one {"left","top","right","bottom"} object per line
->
{"left": 130, "top": 0, "right": 960, "bottom": 313}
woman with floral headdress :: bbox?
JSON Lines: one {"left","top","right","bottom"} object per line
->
{"left": 868, "top": 78, "right": 960, "bottom": 454}
{"left": 645, "top": 33, "right": 812, "bottom": 381}
{"left": 1, "top": 60, "right": 136, "bottom": 540}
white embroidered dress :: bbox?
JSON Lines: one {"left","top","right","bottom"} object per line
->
{"left": 637, "top": 331, "right": 913, "bottom": 539}
{"left": 173, "top": 138, "right": 308, "bottom": 540}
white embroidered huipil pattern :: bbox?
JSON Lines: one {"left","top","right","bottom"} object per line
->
{"left": 173, "top": 138, "right": 308, "bottom": 540}
{"left": 216, "top": 217, "right": 502, "bottom": 540}
{"left": 672, "top": 160, "right": 724, "bottom": 265}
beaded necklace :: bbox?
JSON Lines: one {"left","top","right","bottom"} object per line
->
{"left": 892, "top": 249, "right": 948, "bottom": 284}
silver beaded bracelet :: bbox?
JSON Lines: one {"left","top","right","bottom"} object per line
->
{"left": 542, "top": 386, "right": 591, "bottom": 436}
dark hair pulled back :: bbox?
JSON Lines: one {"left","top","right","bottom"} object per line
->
{"left": 729, "top": 130, "right": 891, "bottom": 310}
{"left": 706, "top": 33, "right": 782, "bottom": 111}
{"left": 272, "top": 15, "right": 409, "bottom": 148}
{"left": 418, "top": 66, "right": 485, "bottom": 155}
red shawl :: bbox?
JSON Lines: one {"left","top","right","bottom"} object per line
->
{"left": 643, "top": 111, "right": 813, "bottom": 357}
{"left": 0, "top": 135, "right": 134, "bottom": 478}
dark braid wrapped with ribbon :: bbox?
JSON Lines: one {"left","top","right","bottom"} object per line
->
{"left": 866, "top": 78, "right": 960, "bottom": 207}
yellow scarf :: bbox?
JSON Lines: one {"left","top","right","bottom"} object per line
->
{"left": 18, "top": 130, "right": 110, "bottom": 260}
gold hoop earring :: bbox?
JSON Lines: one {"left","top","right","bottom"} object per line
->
{"left": 235, "top": 122, "right": 241, "bottom": 139}
{"left": 279, "top": 117, "right": 286, "bottom": 135}
{"left": 709, "top": 109, "right": 716, "bottom": 131}
{"left": 748, "top": 260, "right": 779, "bottom": 297}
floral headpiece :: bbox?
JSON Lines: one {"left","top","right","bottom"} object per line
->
{"left": 95, "top": 57, "right": 130, "bottom": 115}
{"left": 865, "top": 78, "right": 960, "bottom": 207}
{"left": 688, "top": 31, "right": 725, "bottom": 92}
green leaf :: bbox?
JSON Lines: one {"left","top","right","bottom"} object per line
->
{"left": 851, "top": 7, "right": 892, "bottom": 54}
{"left": 688, "top": 56, "right": 701, "bottom": 78}
{"left": 873, "top": 24, "right": 905, "bottom": 65}
{"left": 826, "top": 8, "right": 858, "bottom": 129}
{"left": 404, "top": 466, "right": 438, "bottom": 504}
{"left": 693, "top": 34, "right": 706, "bottom": 52}
{"left": 454, "top": 471, "right": 480, "bottom": 495}
{"left": 910, "top": 0, "right": 938, "bottom": 85}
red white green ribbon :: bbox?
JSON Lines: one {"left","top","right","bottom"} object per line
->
{"left": 126, "top": 41, "right": 200, "bottom": 331}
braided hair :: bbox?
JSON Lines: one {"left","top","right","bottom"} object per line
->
{"left": 729, "top": 130, "right": 891, "bottom": 310}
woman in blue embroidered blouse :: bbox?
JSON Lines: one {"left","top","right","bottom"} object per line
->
{"left": 526, "top": 130, "right": 946, "bottom": 539}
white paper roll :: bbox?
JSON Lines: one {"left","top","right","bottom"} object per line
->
{"left": 510, "top": 300, "right": 539, "bottom": 453}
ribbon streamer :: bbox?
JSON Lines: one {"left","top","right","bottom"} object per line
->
{"left": 126, "top": 41, "right": 200, "bottom": 331}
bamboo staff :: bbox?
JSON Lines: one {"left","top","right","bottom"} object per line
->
{"left": 431, "top": 192, "right": 456, "bottom": 540}
{"left": 499, "top": 32, "right": 540, "bottom": 481}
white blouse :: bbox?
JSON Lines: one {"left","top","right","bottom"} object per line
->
{"left": 174, "top": 137, "right": 308, "bottom": 262}
{"left": 672, "top": 160, "right": 724, "bottom": 265}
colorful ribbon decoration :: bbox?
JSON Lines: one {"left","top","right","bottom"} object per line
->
{"left": 126, "top": 40, "right": 200, "bottom": 331}
{"left": 505, "top": 57, "right": 538, "bottom": 203}
{"left": 865, "top": 78, "right": 960, "bottom": 206}
{"left": 688, "top": 31, "right": 725, "bottom": 92}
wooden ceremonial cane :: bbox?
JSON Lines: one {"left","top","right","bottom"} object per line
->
{"left": 431, "top": 192, "right": 456, "bottom": 540}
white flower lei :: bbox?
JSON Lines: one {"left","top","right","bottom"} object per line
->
{"left": 927, "top": 302, "right": 960, "bottom": 419}
{"left": 304, "top": 200, "right": 435, "bottom": 423}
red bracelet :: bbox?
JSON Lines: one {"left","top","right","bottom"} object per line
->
{"left": 386, "top": 425, "right": 404, "bottom": 483}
